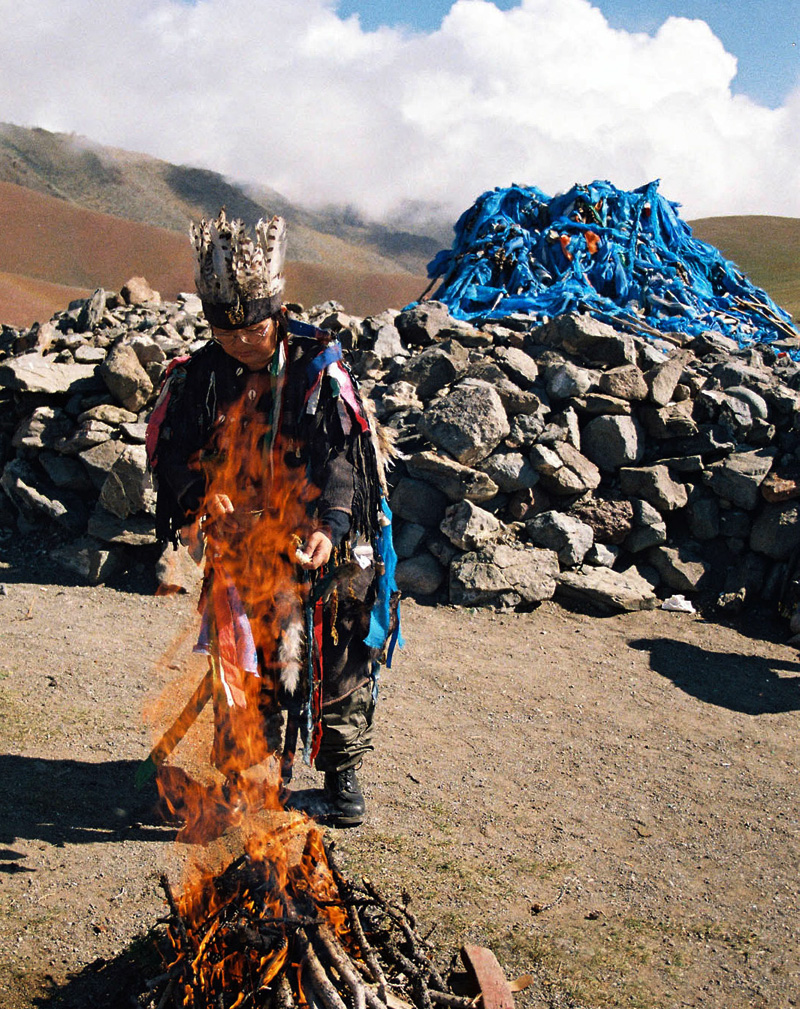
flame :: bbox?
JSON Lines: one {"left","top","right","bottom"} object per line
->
{"left": 162, "top": 820, "right": 354, "bottom": 1006}
{"left": 148, "top": 364, "right": 359, "bottom": 1004}
{"left": 154, "top": 368, "right": 319, "bottom": 824}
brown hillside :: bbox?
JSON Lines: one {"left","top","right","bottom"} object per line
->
{"left": 0, "top": 182, "right": 426, "bottom": 327}
{"left": 0, "top": 271, "right": 90, "bottom": 329}
{"left": 0, "top": 180, "right": 195, "bottom": 293}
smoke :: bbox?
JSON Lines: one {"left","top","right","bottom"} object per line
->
{"left": 1, "top": 0, "right": 798, "bottom": 222}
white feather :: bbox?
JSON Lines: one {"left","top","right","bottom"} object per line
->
{"left": 256, "top": 216, "right": 287, "bottom": 299}
{"left": 278, "top": 613, "right": 304, "bottom": 695}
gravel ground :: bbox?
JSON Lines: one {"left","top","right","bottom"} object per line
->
{"left": 0, "top": 532, "right": 798, "bottom": 1008}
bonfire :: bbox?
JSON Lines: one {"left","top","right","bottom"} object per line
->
{"left": 137, "top": 771, "right": 516, "bottom": 1009}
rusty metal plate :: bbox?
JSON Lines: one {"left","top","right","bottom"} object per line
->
{"left": 460, "top": 944, "right": 515, "bottom": 1009}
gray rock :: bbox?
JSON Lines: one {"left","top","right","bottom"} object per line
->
{"left": 0, "top": 353, "right": 99, "bottom": 395}
{"left": 12, "top": 407, "right": 73, "bottom": 451}
{"left": 399, "top": 340, "right": 469, "bottom": 399}
{"left": 660, "top": 454, "right": 704, "bottom": 475}
{"left": 420, "top": 380, "right": 509, "bottom": 466}
{"left": 529, "top": 441, "right": 601, "bottom": 496}
{"left": 121, "top": 276, "right": 161, "bottom": 306}
{"left": 55, "top": 419, "right": 114, "bottom": 455}
{"left": 527, "top": 510, "right": 594, "bottom": 567}
{"left": 711, "top": 359, "right": 772, "bottom": 388}
{"left": 749, "top": 501, "right": 800, "bottom": 560}
{"left": 646, "top": 349, "right": 693, "bottom": 406}
{"left": 556, "top": 565, "right": 658, "bottom": 612}
{"left": 388, "top": 477, "right": 448, "bottom": 527}
{"left": 77, "top": 403, "right": 138, "bottom": 426}
{"left": 52, "top": 537, "right": 123, "bottom": 585}
{"left": 619, "top": 464, "right": 688, "bottom": 512}
{"left": 493, "top": 346, "right": 539, "bottom": 386}
{"left": 79, "top": 440, "right": 127, "bottom": 490}
{"left": 121, "top": 422, "right": 148, "bottom": 444}
{"left": 546, "top": 362, "right": 595, "bottom": 400}
{"left": 449, "top": 542, "right": 560, "bottom": 608}
{"left": 491, "top": 380, "right": 545, "bottom": 417}
{"left": 375, "top": 382, "right": 423, "bottom": 416}
{"left": 507, "top": 412, "right": 548, "bottom": 448}
{"left": 687, "top": 495, "right": 720, "bottom": 540}
{"left": 703, "top": 448, "right": 775, "bottom": 510}
{"left": 87, "top": 506, "right": 157, "bottom": 545}
{"left": 74, "top": 345, "right": 108, "bottom": 364}
{"left": 394, "top": 522, "right": 427, "bottom": 559}
{"left": 362, "top": 312, "right": 406, "bottom": 360}
{"left": 480, "top": 451, "right": 539, "bottom": 492}
{"left": 99, "top": 343, "right": 154, "bottom": 411}
{"left": 38, "top": 451, "right": 93, "bottom": 492}
{"left": 405, "top": 451, "right": 499, "bottom": 503}
{"left": 640, "top": 402, "right": 698, "bottom": 439}
{"left": 76, "top": 289, "right": 107, "bottom": 333}
{"left": 582, "top": 415, "right": 644, "bottom": 472}
{"left": 718, "top": 394, "right": 753, "bottom": 437}
{"left": 130, "top": 335, "right": 167, "bottom": 367}
{"left": 537, "top": 313, "right": 637, "bottom": 365}
{"left": 625, "top": 498, "right": 667, "bottom": 552}
{"left": 440, "top": 500, "right": 502, "bottom": 550}
{"left": 98, "top": 444, "right": 153, "bottom": 518}
{"left": 395, "top": 301, "right": 482, "bottom": 347}
{"left": 426, "top": 532, "right": 459, "bottom": 567}
{"left": 0, "top": 458, "right": 78, "bottom": 531}
{"left": 647, "top": 544, "right": 711, "bottom": 592}
{"left": 597, "top": 364, "right": 648, "bottom": 401}
{"left": 576, "top": 393, "right": 633, "bottom": 416}
{"left": 561, "top": 406, "right": 581, "bottom": 449}
{"left": 726, "top": 385, "right": 769, "bottom": 420}
{"left": 395, "top": 553, "right": 445, "bottom": 596}
{"left": 585, "top": 542, "right": 619, "bottom": 567}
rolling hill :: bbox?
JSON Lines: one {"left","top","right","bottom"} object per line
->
{"left": 0, "top": 181, "right": 428, "bottom": 327}
{"left": 0, "top": 121, "right": 797, "bottom": 331}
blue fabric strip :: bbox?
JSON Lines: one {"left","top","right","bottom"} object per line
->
{"left": 365, "top": 498, "right": 404, "bottom": 665}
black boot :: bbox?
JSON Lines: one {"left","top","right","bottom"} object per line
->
{"left": 324, "top": 767, "right": 365, "bottom": 826}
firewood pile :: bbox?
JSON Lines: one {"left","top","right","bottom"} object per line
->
{"left": 139, "top": 819, "right": 505, "bottom": 1009}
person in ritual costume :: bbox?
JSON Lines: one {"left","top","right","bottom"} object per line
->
{"left": 147, "top": 210, "right": 401, "bottom": 827}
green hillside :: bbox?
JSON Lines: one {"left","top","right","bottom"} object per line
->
{"left": 689, "top": 215, "right": 800, "bottom": 325}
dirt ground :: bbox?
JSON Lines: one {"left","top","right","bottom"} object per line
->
{"left": 0, "top": 530, "right": 798, "bottom": 1009}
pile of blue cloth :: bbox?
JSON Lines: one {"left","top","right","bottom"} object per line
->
{"left": 426, "top": 180, "right": 797, "bottom": 350}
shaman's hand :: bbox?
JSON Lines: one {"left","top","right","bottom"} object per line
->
{"left": 300, "top": 530, "right": 333, "bottom": 570}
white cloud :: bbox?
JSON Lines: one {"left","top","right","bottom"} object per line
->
{"left": 0, "top": 0, "right": 797, "bottom": 223}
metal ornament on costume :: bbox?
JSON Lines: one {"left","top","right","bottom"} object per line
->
{"left": 190, "top": 209, "right": 287, "bottom": 329}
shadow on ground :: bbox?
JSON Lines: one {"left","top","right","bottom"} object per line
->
{"left": 629, "top": 636, "right": 800, "bottom": 714}
{"left": 0, "top": 755, "right": 171, "bottom": 850}
{"left": 30, "top": 932, "right": 161, "bottom": 1009}
{"left": 0, "top": 528, "right": 160, "bottom": 595}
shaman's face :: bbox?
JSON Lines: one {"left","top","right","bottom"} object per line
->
{"left": 211, "top": 318, "right": 279, "bottom": 370}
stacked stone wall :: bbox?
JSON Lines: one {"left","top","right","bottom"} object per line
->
{"left": 2, "top": 287, "right": 800, "bottom": 620}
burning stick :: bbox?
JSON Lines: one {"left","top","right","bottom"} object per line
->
{"left": 135, "top": 668, "right": 214, "bottom": 789}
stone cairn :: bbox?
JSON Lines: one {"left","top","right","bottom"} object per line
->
{"left": 2, "top": 284, "right": 800, "bottom": 624}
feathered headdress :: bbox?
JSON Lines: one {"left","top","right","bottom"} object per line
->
{"left": 190, "top": 209, "right": 287, "bottom": 329}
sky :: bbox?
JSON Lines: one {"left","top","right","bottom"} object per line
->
{"left": 1, "top": 0, "right": 798, "bottom": 227}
